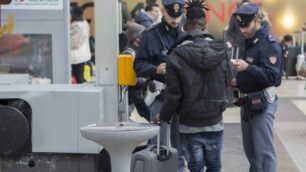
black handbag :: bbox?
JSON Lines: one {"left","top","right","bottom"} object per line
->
{"left": 247, "top": 91, "right": 268, "bottom": 111}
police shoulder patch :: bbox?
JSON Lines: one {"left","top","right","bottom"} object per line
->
{"left": 269, "top": 56, "right": 277, "bottom": 64}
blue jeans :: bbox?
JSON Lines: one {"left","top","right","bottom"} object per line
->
{"left": 180, "top": 131, "right": 223, "bottom": 172}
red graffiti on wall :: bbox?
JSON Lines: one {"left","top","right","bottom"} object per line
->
{"left": 205, "top": 2, "right": 238, "bottom": 24}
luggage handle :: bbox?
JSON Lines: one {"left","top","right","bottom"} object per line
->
{"left": 156, "top": 123, "right": 171, "bottom": 156}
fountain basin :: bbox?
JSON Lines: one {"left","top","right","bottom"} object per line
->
{"left": 80, "top": 122, "right": 159, "bottom": 172}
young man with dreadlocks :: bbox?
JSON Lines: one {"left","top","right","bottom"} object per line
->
{"left": 155, "top": 0, "right": 232, "bottom": 171}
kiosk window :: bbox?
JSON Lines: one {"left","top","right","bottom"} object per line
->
{"left": 0, "top": 34, "right": 53, "bottom": 80}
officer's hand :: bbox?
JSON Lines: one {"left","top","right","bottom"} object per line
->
{"left": 233, "top": 59, "right": 249, "bottom": 72}
{"left": 156, "top": 63, "right": 166, "bottom": 75}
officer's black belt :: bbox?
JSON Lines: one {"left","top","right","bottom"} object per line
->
{"left": 235, "top": 90, "right": 263, "bottom": 99}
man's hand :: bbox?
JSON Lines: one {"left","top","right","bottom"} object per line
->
{"left": 229, "top": 78, "right": 237, "bottom": 90}
{"left": 153, "top": 113, "right": 161, "bottom": 125}
{"left": 156, "top": 63, "right": 166, "bottom": 75}
{"left": 226, "top": 41, "right": 232, "bottom": 48}
{"left": 232, "top": 59, "right": 249, "bottom": 72}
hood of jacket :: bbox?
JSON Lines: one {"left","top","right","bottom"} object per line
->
{"left": 173, "top": 32, "right": 228, "bottom": 71}
{"left": 135, "top": 11, "right": 153, "bottom": 25}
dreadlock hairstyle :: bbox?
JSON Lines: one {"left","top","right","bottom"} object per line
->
{"left": 186, "top": 0, "right": 209, "bottom": 19}
{"left": 184, "top": 0, "right": 209, "bottom": 32}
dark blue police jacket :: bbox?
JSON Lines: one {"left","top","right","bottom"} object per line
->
{"left": 134, "top": 18, "right": 183, "bottom": 83}
{"left": 237, "top": 28, "right": 283, "bottom": 93}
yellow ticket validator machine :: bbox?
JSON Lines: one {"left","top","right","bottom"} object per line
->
{"left": 118, "top": 54, "right": 136, "bottom": 86}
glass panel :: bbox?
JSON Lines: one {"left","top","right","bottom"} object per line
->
{"left": 0, "top": 34, "right": 53, "bottom": 81}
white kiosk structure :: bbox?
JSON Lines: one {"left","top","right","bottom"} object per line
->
{"left": 0, "top": 0, "right": 158, "bottom": 171}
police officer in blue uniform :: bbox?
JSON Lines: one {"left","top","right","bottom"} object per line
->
{"left": 134, "top": 0, "right": 184, "bottom": 82}
{"left": 134, "top": 0, "right": 185, "bottom": 119}
{"left": 134, "top": 0, "right": 184, "bottom": 127}
{"left": 231, "top": 3, "right": 282, "bottom": 172}
{"left": 134, "top": 0, "right": 185, "bottom": 171}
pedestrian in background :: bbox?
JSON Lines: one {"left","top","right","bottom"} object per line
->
{"left": 135, "top": 3, "right": 161, "bottom": 30}
{"left": 70, "top": 5, "right": 91, "bottom": 83}
{"left": 122, "top": 22, "right": 152, "bottom": 122}
{"left": 280, "top": 35, "right": 293, "bottom": 77}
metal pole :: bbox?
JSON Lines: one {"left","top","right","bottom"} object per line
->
{"left": 95, "top": 0, "right": 119, "bottom": 123}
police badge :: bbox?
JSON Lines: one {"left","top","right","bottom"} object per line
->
{"left": 174, "top": 3, "right": 179, "bottom": 13}
{"left": 236, "top": 15, "right": 242, "bottom": 22}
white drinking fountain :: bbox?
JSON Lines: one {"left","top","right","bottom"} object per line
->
{"left": 80, "top": 122, "right": 159, "bottom": 172}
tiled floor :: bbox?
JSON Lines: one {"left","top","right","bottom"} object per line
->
{"left": 292, "top": 100, "right": 306, "bottom": 115}
{"left": 276, "top": 123, "right": 306, "bottom": 171}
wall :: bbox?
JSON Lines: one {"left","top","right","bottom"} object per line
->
{"left": 70, "top": 0, "right": 306, "bottom": 40}
{"left": 123, "top": 0, "right": 306, "bottom": 40}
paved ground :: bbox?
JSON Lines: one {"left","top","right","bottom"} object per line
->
{"left": 131, "top": 79, "right": 306, "bottom": 172}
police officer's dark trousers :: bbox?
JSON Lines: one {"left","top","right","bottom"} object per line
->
{"left": 241, "top": 101, "right": 277, "bottom": 172}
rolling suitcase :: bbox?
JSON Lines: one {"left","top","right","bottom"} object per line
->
{"left": 131, "top": 123, "right": 178, "bottom": 172}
